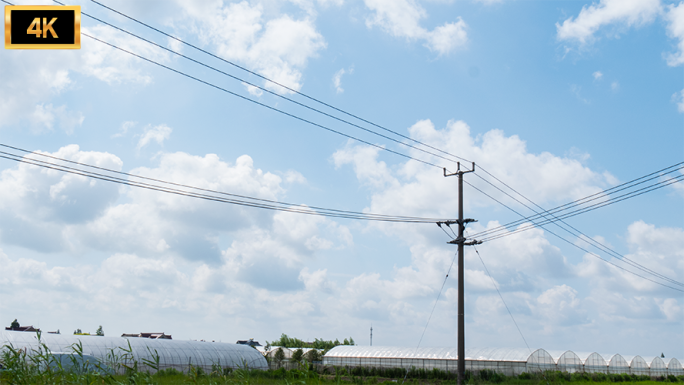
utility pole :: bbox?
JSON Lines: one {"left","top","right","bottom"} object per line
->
{"left": 437, "top": 162, "right": 481, "bottom": 385}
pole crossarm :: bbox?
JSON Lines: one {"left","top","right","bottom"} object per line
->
{"left": 438, "top": 219, "right": 481, "bottom": 245}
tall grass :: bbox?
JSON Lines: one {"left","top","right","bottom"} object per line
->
{"left": 2, "top": 339, "right": 684, "bottom": 385}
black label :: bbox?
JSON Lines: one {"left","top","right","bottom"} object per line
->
{"left": 10, "top": 10, "right": 75, "bottom": 45}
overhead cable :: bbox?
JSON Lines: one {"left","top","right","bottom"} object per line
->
{"left": 51, "top": 0, "right": 463, "bottom": 173}
{"left": 0, "top": 149, "right": 452, "bottom": 223}
{"left": 462, "top": 180, "right": 684, "bottom": 291}
{"left": 89, "top": 0, "right": 473, "bottom": 166}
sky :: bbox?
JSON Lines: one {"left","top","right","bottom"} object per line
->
{"left": 0, "top": 0, "right": 683, "bottom": 361}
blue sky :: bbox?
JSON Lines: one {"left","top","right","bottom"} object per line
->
{"left": 1, "top": 0, "right": 683, "bottom": 360}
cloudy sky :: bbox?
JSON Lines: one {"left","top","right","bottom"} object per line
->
{"left": 1, "top": 0, "right": 682, "bottom": 360}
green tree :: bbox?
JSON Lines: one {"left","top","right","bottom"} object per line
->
{"left": 9, "top": 319, "right": 19, "bottom": 330}
{"left": 274, "top": 347, "right": 285, "bottom": 368}
{"left": 305, "top": 349, "right": 321, "bottom": 363}
{"left": 343, "top": 338, "right": 349, "bottom": 345}
{"left": 349, "top": 337, "right": 355, "bottom": 346}
{"left": 74, "top": 328, "right": 82, "bottom": 334}
{"left": 96, "top": 325, "right": 104, "bottom": 336}
{"left": 292, "top": 348, "right": 304, "bottom": 362}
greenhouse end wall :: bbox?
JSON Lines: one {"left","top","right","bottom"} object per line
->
{"left": 322, "top": 347, "right": 683, "bottom": 378}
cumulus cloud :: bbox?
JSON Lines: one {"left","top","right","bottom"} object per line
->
{"left": 346, "top": 119, "right": 614, "bottom": 226}
{"left": 364, "top": 0, "right": 467, "bottom": 55}
{"left": 593, "top": 71, "right": 603, "bottom": 80}
{"left": 176, "top": 1, "right": 326, "bottom": 93}
{"left": 137, "top": 124, "right": 173, "bottom": 150}
{"left": 556, "top": 0, "right": 661, "bottom": 44}
{"left": 665, "top": 2, "right": 684, "bottom": 66}
{"left": 0, "top": 128, "right": 682, "bottom": 347}
{"left": 0, "top": 24, "right": 170, "bottom": 131}
{"left": 535, "top": 285, "right": 587, "bottom": 329}
{"left": 0, "top": 145, "right": 351, "bottom": 269}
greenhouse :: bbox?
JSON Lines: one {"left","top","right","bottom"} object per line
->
{"left": 322, "top": 346, "right": 683, "bottom": 377}
{"left": 0, "top": 330, "right": 267, "bottom": 373}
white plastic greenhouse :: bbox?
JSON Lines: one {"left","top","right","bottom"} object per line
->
{"left": 0, "top": 330, "right": 267, "bottom": 373}
{"left": 322, "top": 346, "right": 683, "bottom": 377}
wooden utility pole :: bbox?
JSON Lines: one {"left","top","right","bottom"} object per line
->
{"left": 438, "top": 162, "right": 481, "bottom": 385}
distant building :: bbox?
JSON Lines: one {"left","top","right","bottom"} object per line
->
{"left": 5, "top": 325, "right": 40, "bottom": 332}
{"left": 236, "top": 338, "right": 261, "bottom": 347}
{"left": 121, "top": 332, "right": 172, "bottom": 340}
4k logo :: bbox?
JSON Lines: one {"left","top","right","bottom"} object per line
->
{"left": 27, "top": 17, "right": 59, "bottom": 38}
{"left": 4, "top": 5, "right": 81, "bottom": 49}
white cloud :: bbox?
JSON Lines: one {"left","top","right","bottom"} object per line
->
{"left": 0, "top": 24, "right": 170, "bottom": 131}
{"left": 364, "top": 0, "right": 467, "bottom": 55}
{"left": 29, "top": 104, "right": 85, "bottom": 134}
{"left": 176, "top": 1, "right": 326, "bottom": 93}
{"left": 333, "top": 67, "right": 354, "bottom": 94}
{"left": 0, "top": 146, "right": 122, "bottom": 252}
{"left": 593, "top": 71, "right": 604, "bottom": 80}
{"left": 79, "top": 25, "right": 171, "bottom": 85}
{"left": 351, "top": 119, "right": 614, "bottom": 222}
{"left": 0, "top": 145, "right": 351, "bottom": 268}
{"left": 665, "top": 2, "right": 684, "bottom": 66}
{"left": 333, "top": 141, "right": 398, "bottom": 190}
{"left": 243, "top": 83, "right": 264, "bottom": 97}
{"left": 535, "top": 285, "right": 587, "bottom": 329}
{"left": 0, "top": 133, "right": 681, "bottom": 348}
{"left": 113, "top": 121, "right": 136, "bottom": 138}
{"left": 611, "top": 81, "right": 620, "bottom": 91}
{"left": 673, "top": 89, "right": 684, "bottom": 112}
{"left": 284, "top": 170, "right": 307, "bottom": 184}
{"left": 556, "top": 0, "right": 662, "bottom": 44}
{"left": 137, "top": 124, "right": 173, "bottom": 150}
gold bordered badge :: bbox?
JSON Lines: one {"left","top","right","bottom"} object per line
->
{"left": 5, "top": 5, "right": 81, "bottom": 49}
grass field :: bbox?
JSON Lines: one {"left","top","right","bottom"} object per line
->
{"left": 2, "top": 343, "right": 684, "bottom": 385}
{"left": 2, "top": 363, "right": 684, "bottom": 385}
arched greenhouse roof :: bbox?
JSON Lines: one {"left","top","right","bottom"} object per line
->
{"left": 607, "top": 354, "right": 629, "bottom": 367}
{"left": 668, "top": 358, "right": 683, "bottom": 370}
{"left": 0, "top": 330, "right": 267, "bottom": 372}
{"left": 650, "top": 357, "right": 666, "bottom": 368}
{"left": 324, "top": 346, "right": 550, "bottom": 363}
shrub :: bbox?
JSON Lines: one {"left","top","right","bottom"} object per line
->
{"left": 519, "top": 372, "right": 532, "bottom": 380}
{"left": 154, "top": 367, "right": 182, "bottom": 377}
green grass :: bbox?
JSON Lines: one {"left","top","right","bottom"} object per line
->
{"left": 2, "top": 341, "right": 684, "bottom": 385}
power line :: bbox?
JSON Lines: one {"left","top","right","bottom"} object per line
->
{"left": 478, "top": 173, "right": 684, "bottom": 243}
{"left": 89, "top": 0, "right": 474, "bottom": 167}
{"left": 7, "top": 0, "right": 680, "bottom": 291}
{"left": 0, "top": 143, "right": 445, "bottom": 223}
{"left": 0, "top": 149, "right": 452, "bottom": 223}
{"left": 466, "top": 232, "right": 531, "bottom": 352}
{"left": 416, "top": 248, "right": 458, "bottom": 349}
{"left": 0, "top": 0, "right": 448, "bottom": 173}
{"left": 50, "top": 0, "right": 681, "bottom": 279}
{"left": 463, "top": 162, "right": 684, "bottom": 289}
{"left": 471, "top": 162, "right": 684, "bottom": 239}
{"left": 461, "top": 180, "right": 684, "bottom": 292}
{"left": 50, "top": 0, "right": 468, "bottom": 173}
